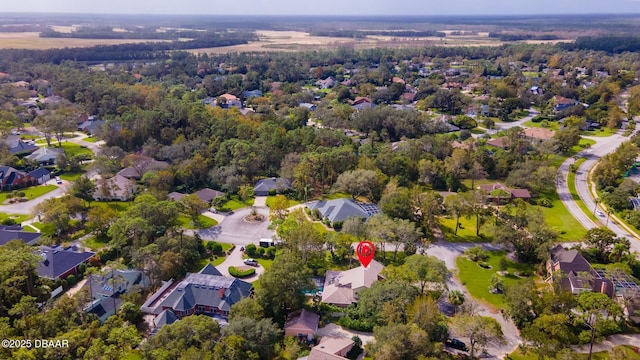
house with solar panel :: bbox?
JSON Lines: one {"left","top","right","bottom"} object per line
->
{"left": 141, "top": 264, "right": 252, "bottom": 332}
{"left": 83, "top": 269, "right": 149, "bottom": 323}
{"left": 306, "top": 198, "right": 380, "bottom": 228}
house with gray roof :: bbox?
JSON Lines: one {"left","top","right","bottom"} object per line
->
{"left": 26, "top": 147, "right": 63, "bottom": 165}
{"left": 546, "top": 245, "right": 614, "bottom": 297}
{"left": 93, "top": 174, "right": 136, "bottom": 201}
{"left": 254, "top": 177, "right": 291, "bottom": 196}
{"left": 0, "top": 166, "right": 35, "bottom": 190}
{"left": 0, "top": 225, "right": 41, "bottom": 246}
{"left": 36, "top": 245, "right": 95, "bottom": 280}
{"left": 141, "top": 264, "right": 252, "bottom": 319}
{"left": 151, "top": 309, "right": 179, "bottom": 335}
{"left": 84, "top": 269, "right": 149, "bottom": 323}
{"left": 5, "top": 135, "right": 38, "bottom": 155}
{"left": 307, "top": 198, "right": 380, "bottom": 224}
{"left": 28, "top": 167, "right": 51, "bottom": 185}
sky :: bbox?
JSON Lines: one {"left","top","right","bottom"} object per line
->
{"left": 3, "top": 0, "right": 640, "bottom": 16}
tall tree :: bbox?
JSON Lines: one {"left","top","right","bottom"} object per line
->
{"left": 450, "top": 315, "right": 505, "bottom": 359}
{"left": 70, "top": 176, "right": 96, "bottom": 207}
{"left": 333, "top": 169, "right": 383, "bottom": 202}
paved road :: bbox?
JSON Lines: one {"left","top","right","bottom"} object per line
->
{"left": 426, "top": 241, "right": 521, "bottom": 359}
{"left": 498, "top": 108, "right": 539, "bottom": 130}
{"left": 216, "top": 245, "right": 264, "bottom": 282}
{"left": 556, "top": 129, "right": 640, "bottom": 253}
{"left": 190, "top": 207, "right": 275, "bottom": 246}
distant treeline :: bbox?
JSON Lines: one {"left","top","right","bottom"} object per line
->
{"left": 564, "top": 35, "right": 640, "bottom": 53}
{"left": 488, "top": 32, "right": 559, "bottom": 41}
{"left": 310, "top": 30, "right": 446, "bottom": 38}
{"left": 0, "top": 33, "right": 256, "bottom": 64}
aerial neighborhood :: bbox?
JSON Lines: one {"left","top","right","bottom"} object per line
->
{"left": 1, "top": 10, "right": 640, "bottom": 360}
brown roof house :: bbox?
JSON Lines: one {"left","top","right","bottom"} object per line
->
{"left": 308, "top": 336, "right": 354, "bottom": 360}
{"left": 486, "top": 137, "right": 508, "bottom": 149}
{"left": 321, "top": 260, "right": 384, "bottom": 307}
{"left": 523, "top": 127, "right": 555, "bottom": 142}
{"left": 477, "top": 183, "right": 531, "bottom": 204}
{"left": 284, "top": 308, "right": 320, "bottom": 337}
{"left": 546, "top": 245, "right": 614, "bottom": 297}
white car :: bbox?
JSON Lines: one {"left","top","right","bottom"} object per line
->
{"left": 243, "top": 258, "right": 258, "bottom": 266}
{"left": 596, "top": 210, "right": 605, "bottom": 217}
{"left": 55, "top": 176, "right": 62, "bottom": 184}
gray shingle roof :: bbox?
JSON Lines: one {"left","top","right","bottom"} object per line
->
{"left": 28, "top": 167, "right": 50, "bottom": 179}
{"left": 36, "top": 245, "right": 95, "bottom": 279}
{"left": 307, "top": 198, "right": 379, "bottom": 223}
{"left": 0, "top": 225, "right": 41, "bottom": 246}
{"left": 254, "top": 177, "right": 292, "bottom": 195}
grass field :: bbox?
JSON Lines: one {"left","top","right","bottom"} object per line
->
{"left": 457, "top": 251, "right": 537, "bottom": 310}
{"left": 222, "top": 196, "right": 255, "bottom": 210}
{"left": 582, "top": 127, "right": 617, "bottom": 137}
{"left": 0, "top": 185, "right": 57, "bottom": 203}
{"left": 83, "top": 136, "right": 99, "bottom": 143}
{"left": 177, "top": 214, "right": 219, "bottom": 229}
{"left": 0, "top": 32, "right": 171, "bottom": 50}
{"left": 0, "top": 213, "right": 30, "bottom": 225}
{"left": 538, "top": 189, "right": 587, "bottom": 242}
{"left": 265, "top": 196, "right": 303, "bottom": 208}
{"left": 440, "top": 216, "right": 492, "bottom": 243}
{"left": 83, "top": 237, "right": 109, "bottom": 251}
{"left": 193, "top": 243, "right": 234, "bottom": 269}
{"left": 59, "top": 142, "right": 94, "bottom": 158}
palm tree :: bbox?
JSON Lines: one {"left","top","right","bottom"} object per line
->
{"left": 448, "top": 290, "right": 465, "bottom": 315}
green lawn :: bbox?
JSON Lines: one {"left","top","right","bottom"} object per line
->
{"left": 91, "top": 201, "right": 132, "bottom": 213}
{"left": 523, "top": 119, "right": 561, "bottom": 130}
{"left": 265, "top": 196, "right": 302, "bottom": 207}
{"left": 0, "top": 185, "right": 57, "bottom": 203}
{"left": 59, "top": 142, "right": 94, "bottom": 158}
{"left": 470, "top": 128, "right": 486, "bottom": 134}
{"left": 83, "top": 236, "right": 109, "bottom": 251}
{"left": 193, "top": 243, "right": 234, "bottom": 270}
{"left": 31, "top": 222, "right": 56, "bottom": 237}
{"left": 570, "top": 138, "right": 596, "bottom": 154}
{"left": 522, "top": 71, "right": 540, "bottom": 78}
{"left": 582, "top": 127, "right": 617, "bottom": 138}
{"left": 440, "top": 216, "right": 492, "bottom": 243}
{"left": 177, "top": 214, "right": 219, "bottom": 229}
{"left": 537, "top": 189, "right": 587, "bottom": 242}
{"left": 59, "top": 171, "right": 85, "bottom": 181}
{"left": 457, "top": 251, "right": 537, "bottom": 310}
{"left": 0, "top": 213, "right": 30, "bottom": 224}
{"left": 222, "top": 196, "right": 255, "bottom": 210}
{"left": 82, "top": 136, "right": 99, "bottom": 143}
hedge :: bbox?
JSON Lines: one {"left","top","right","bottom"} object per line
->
{"left": 228, "top": 266, "right": 255, "bottom": 278}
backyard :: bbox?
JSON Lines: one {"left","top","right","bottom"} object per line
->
{"left": 457, "top": 250, "right": 537, "bottom": 310}
{"left": 0, "top": 185, "right": 57, "bottom": 204}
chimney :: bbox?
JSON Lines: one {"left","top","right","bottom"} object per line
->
{"left": 219, "top": 288, "right": 224, "bottom": 299}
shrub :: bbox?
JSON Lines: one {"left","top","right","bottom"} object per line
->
{"left": 228, "top": 266, "right": 255, "bottom": 278}
{"left": 479, "top": 261, "right": 491, "bottom": 269}
{"left": 464, "top": 245, "right": 489, "bottom": 262}
{"left": 268, "top": 189, "right": 276, "bottom": 196}
{"left": 332, "top": 221, "right": 343, "bottom": 231}
{"left": 256, "top": 247, "right": 265, "bottom": 257}
{"left": 245, "top": 244, "right": 257, "bottom": 257}
{"left": 537, "top": 198, "right": 553, "bottom": 208}
{"left": 66, "top": 274, "right": 76, "bottom": 287}
{"left": 16, "top": 191, "right": 25, "bottom": 198}
{"left": 265, "top": 246, "right": 276, "bottom": 259}
{"left": 1, "top": 218, "right": 16, "bottom": 226}
{"left": 206, "top": 242, "right": 223, "bottom": 256}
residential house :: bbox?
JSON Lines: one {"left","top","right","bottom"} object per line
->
{"left": 194, "top": 188, "right": 225, "bottom": 204}
{"left": 523, "top": 127, "right": 555, "bottom": 142}
{"left": 307, "top": 198, "right": 380, "bottom": 224}
{"left": 530, "top": 86, "right": 544, "bottom": 95}
{"left": 254, "top": 177, "right": 292, "bottom": 196}
{"left": 26, "top": 147, "right": 63, "bottom": 165}
{"left": 116, "top": 159, "right": 169, "bottom": 180}
{"left": 486, "top": 137, "right": 508, "bottom": 149}
{"left": 28, "top": 168, "right": 51, "bottom": 185}
{"left": 93, "top": 175, "right": 136, "bottom": 201}
{"left": 5, "top": 136, "right": 38, "bottom": 155}
{"left": 36, "top": 245, "right": 95, "bottom": 280}
{"left": 284, "top": 309, "right": 320, "bottom": 337}
{"left": 316, "top": 77, "right": 337, "bottom": 89}
{"left": 308, "top": 336, "right": 354, "bottom": 360}
{"left": 477, "top": 183, "right": 531, "bottom": 203}
{"left": 141, "top": 264, "right": 252, "bottom": 319}
{"left": 242, "top": 90, "right": 263, "bottom": 98}
{"left": 151, "top": 309, "right": 179, "bottom": 335}
{"left": 167, "top": 192, "right": 185, "bottom": 201}
{"left": 321, "top": 260, "right": 385, "bottom": 307}
{"left": 215, "top": 93, "right": 243, "bottom": 109}
{"left": 0, "top": 225, "right": 41, "bottom": 246}
{"left": 84, "top": 269, "right": 149, "bottom": 323}
{"left": 552, "top": 96, "right": 580, "bottom": 112}
{"left": 77, "top": 117, "right": 105, "bottom": 135}
{"left": 546, "top": 245, "right": 614, "bottom": 297}
{"left": 300, "top": 103, "right": 317, "bottom": 111}
{"left": 0, "top": 166, "right": 35, "bottom": 190}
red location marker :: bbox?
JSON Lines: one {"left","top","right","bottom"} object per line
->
{"left": 356, "top": 241, "right": 375, "bottom": 268}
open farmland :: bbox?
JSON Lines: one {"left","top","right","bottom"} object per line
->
{"left": 0, "top": 32, "right": 171, "bottom": 50}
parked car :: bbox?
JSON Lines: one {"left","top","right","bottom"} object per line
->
{"left": 445, "top": 338, "right": 468, "bottom": 352}
{"left": 244, "top": 258, "right": 258, "bottom": 266}
{"left": 55, "top": 176, "right": 62, "bottom": 184}
{"left": 240, "top": 246, "right": 245, "bottom": 252}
